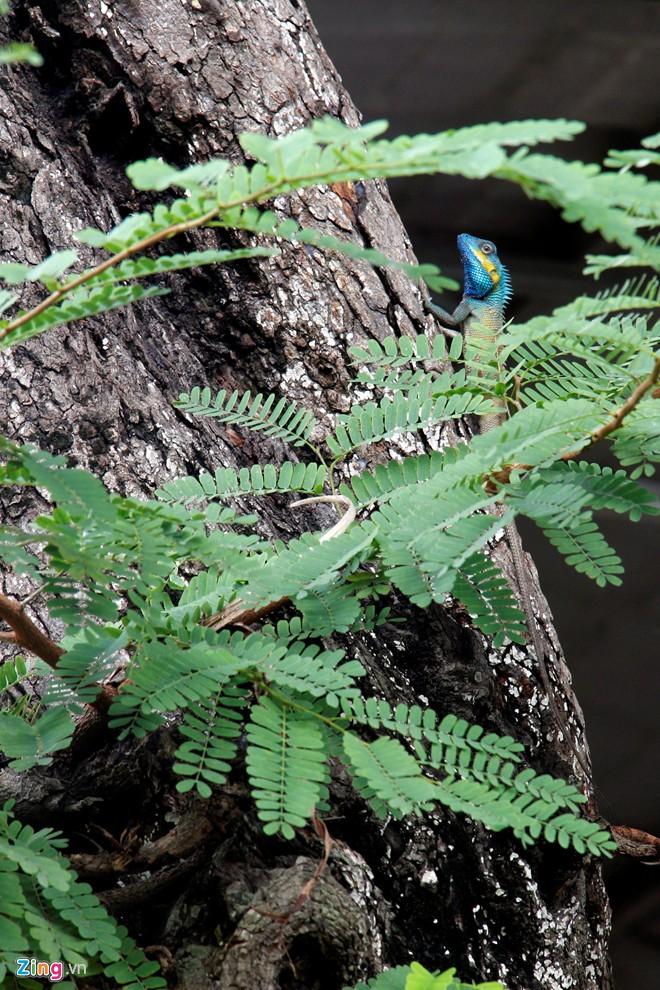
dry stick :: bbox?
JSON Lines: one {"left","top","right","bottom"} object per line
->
{"left": 289, "top": 494, "right": 356, "bottom": 542}
{"left": 610, "top": 824, "right": 660, "bottom": 862}
{"left": 204, "top": 595, "right": 289, "bottom": 632}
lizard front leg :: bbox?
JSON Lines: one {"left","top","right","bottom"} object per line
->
{"left": 425, "top": 297, "right": 472, "bottom": 337}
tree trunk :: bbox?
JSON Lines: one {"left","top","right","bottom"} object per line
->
{"left": 0, "top": 2, "right": 611, "bottom": 988}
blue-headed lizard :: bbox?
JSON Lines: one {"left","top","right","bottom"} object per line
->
{"left": 428, "top": 233, "right": 590, "bottom": 781}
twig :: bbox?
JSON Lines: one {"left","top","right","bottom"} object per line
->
{"left": 611, "top": 824, "right": 660, "bottom": 863}
{"left": 484, "top": 358, "right": 659, "bottom": 488}
{"left": 69, "top": 811, "right": 214, "bottom": 878}
{"left": 0, "top": 592, "right": 63, "bottom": 667}
{"left": 561, "top": 354, "right": 660, "bottom": 460}
{"left": 204, "top": 595, "right": 289, "bottom": 632}
{"left": 254, "top": 814, "right": 333, "bottom": 923}
{"left": 97, "top": 850, "right": 207, "bottom": 910}
{"left": 0, "top": 592, "right": 116, "bottom": 721}
{"left": 19, "top": 582, "right": 48, "bottom": 609}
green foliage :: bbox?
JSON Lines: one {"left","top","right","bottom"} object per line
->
{"left": 0, "top": 429, "right": 619, "bottom": 855}
{"left": 238, "top": 524, "right": 378, "bottom": 607}
{"left": 0, "top": 1, "right": 43, "bottom": 66}
{"left": 1, "top": 114, "right": 645, "bottom": 354}
{"left": 2, "top": 282, "right": 169, "bottom": 348}
{"left": 611, "top": 402, "right": 660, "bottom": 477}
{"left": 343, "top": 732, "right": 437, "bottom": 817}
{"left": 497, "top": 148, "right": 660, "bottom": 257}
{"left": 541, "top": 520, "right": 624, "bottom": 588}
{"left": 452, "top": 553, "right": 527, "bottom": 646}
{"left": 173, "top": 682, "right": 248, "bottom": 798}
{"left": 336, "top": 702, "right": 608, "bottom": 851}
{"left": 548, "top": 461, "right": 659, "bottom": 519}
{"left": 340, "top": 703, "right": 524, "bottom": 762}
{"left": 350, "top": 332, "right": 449, "bottom": 369}
{"left": 92, "top": 246, "right": 279, "bottom": 283}
{"left": 246, "top": 697, "right": 328, "bottom": 837}
{"left": 0, "top": 707, "right": 74, "bottom": 771}
{"left": 4, "top": 115, "right": 660, "bottom": 967}
{"left": 222, "top": 205, "right": 455, "bottom": 292}
{"left": 175, "top": 386, "right": 319, "bottom": 448}
{"left": 326, "top": 380, "right": 493, "bottom": 457}
{"left": 348, "top": 960, "right": 505, "bottom": 990}
{"left": 9, "top": 416, "right": 622, "bottom": 847}
{"left": 0, "top": 40, "right": 42, "bottom": 64}
{"left": 0, "top": 802, "right": 165, "bottom": 988}
{"left": 157, "top": 459, "right": 327, "bottom": 502}
{"left": 340, "top": 450, "right": 448, "bottom": 507}
{"left": 0, "top": 654, "right": 27, "bottom": 692}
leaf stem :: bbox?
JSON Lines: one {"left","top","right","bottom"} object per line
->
{"left": 0, "top": 207, "right": 219, "bottom": 342}
{"left": 491, "top": 355, "right": 660, "bottom": 486}
{"left": 563, "top": 354, "right": 660, "bottom": 457}
{"left": 256, "top": 678, "right": 347, "bottom": 735}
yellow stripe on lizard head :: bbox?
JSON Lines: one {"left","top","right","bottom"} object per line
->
{"left": 470, "top": 245, "right": 501, "bottom": 286}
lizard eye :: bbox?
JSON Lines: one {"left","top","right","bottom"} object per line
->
{"left": 481, "top": 242, "right": 494, "bottom": 254}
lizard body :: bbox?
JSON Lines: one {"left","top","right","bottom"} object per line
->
{"left": 429, "top": 233, "right": 589, "bottom": 781}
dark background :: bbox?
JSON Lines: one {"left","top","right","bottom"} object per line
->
{"left": 306, "top": 2, "right": 660, "bottom": 986}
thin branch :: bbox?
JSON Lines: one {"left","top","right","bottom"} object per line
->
{"left": 0, "top": 592, "right": 115, "bottom": 719}
{"left": 255, "top": 814, "right": 333, "bottom": 923}
{"left": 0, "top": 592, "right": 63, "bottom": 667}
{"left": 19, "top": 581, "right": 48, "bottom": 609}
{"left": 611, "top": 824, "right": 660, "bottom": 863}
{"left": 487, "top": 357, "right": 660, "bottom": 488}
{"left": 69, "top": 810, "right": 214, "bottom": 878}
{"left": 0, "top": 206, "right": 219, "bottom": 343}
{"left": 561, "top": 353, "right": 660, "bottom": 460}
{"left": 204, "top": 595, "right": 288, "bottom": 632}
{"left": 97, "top": 851, "right": 207, "bottom": 910}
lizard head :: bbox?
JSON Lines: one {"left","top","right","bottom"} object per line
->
{"left": 457, "top": 233, "right": 511, "bottom": 305}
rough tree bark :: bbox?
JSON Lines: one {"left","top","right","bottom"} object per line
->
{"left": 0, "top": 2, "right": 611, "bottom": 988}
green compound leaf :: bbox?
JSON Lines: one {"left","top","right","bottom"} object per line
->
{"left": 157, "top": 460, "right": 327, "bottom": 503}
{"left": 0, "top": 708, "right": 74, "bottom": 772}
{"left": 342, "top": 733, "right": 437, "bottom": 819}
{"left": 541, "top": 518, "right": 624, "bottom": 587}
{"left": 326, "top": 386, "right": 492, "bottom": 457}
{"left": 174, "top": 386, "right": 318, "bottom": 448}
{"left": 0, "top": 283, "right": 168, "bottom": 350}
{"left": 245, "top": 697, "right": 328, "bottom": 839}
{"left": 173, "top": 682, "right": 248, "bottom": 799}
